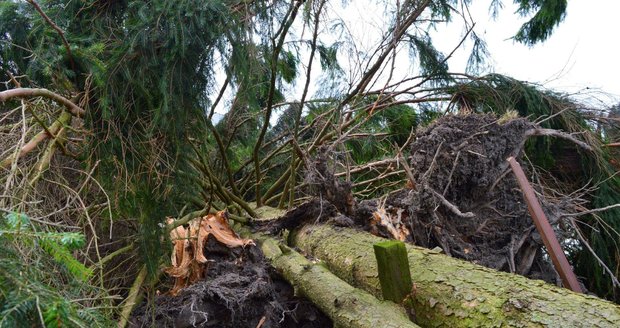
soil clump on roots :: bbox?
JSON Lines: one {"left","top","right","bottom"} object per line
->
{"left": 130, "top": 236, "right": 332, "bottom": 328}
{"left": 398, "top": 114, "right": 557, "bottom": 281}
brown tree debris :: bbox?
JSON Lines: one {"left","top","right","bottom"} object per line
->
{"left": 165, "top": 211, "right": 255, "bottom": 296}
{"left": 370, "top": 205, "right": 410, "bottom": 241}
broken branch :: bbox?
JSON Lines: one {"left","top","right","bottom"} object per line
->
{"left": 0, "top": 88, "right": 85, "bottom": 117}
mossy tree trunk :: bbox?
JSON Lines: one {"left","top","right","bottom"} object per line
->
{"left": 250, "top": 232, "right": 420, "bottom": 328}
{"left": 290, "top": 224, "right": 620, "bottom": 328}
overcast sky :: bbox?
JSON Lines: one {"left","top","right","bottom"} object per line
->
{"left": 431, "top": 0, "right": 620, "bottom": 106}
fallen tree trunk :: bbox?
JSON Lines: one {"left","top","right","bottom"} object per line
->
{"left": 290, "top": 224, "right": 620, "bottom": 327}
{"left": 251, "top": 232, "right": 420, "bottom": 328}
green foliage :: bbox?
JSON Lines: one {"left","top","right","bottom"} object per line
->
{"left": 1, "top": 212, "right": 92, "bottom": 282}
{"left": 278, "top": 50, "right": 300, "bottom": 83}
{"left": 340, "top": 100, "right": 420, "bottom": 197}
{"left": 0, "top": 212, "right": 111, "bottom": 327}
{"left": 466, "top": 33, "right": 491, "bottom": 74}
{"left": 5, "top": 211, "right": 30, "bottom": 229}
{"left": 0, "top": 1, "right": 32, "bottom": 81}
{"left": 40, "top": 240, "right": 92, "bottom": 283}
{"left": 317, "top": 42, "right": 342, "bottom": 73}
{"left": 573, "top": 161, "right": 620, "bottom": 303}
{"left": 514, "top": 0, "right": 567, "bottom": 45}
{"left": 408, "top": 34, "right": 451, "bottom": 82}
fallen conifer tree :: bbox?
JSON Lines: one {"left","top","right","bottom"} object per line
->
{"left": 250, "top": 232, "right": 420, "bottom": 328}
{"left": 286, "top": 223, "right": 620, "bottom": 327}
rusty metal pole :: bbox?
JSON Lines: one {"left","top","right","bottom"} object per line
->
{"left": 507, "top": 157, "right": 583, "bottom": 293}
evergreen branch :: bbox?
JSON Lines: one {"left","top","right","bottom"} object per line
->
{"left": 188, "top": 141, "right": 258, "bottom": 218}
{"left": 25, "top": 0, "right": 76, "bottom": 73}
{"left": 204, "top": 119, "right": 241, "bottom": 196}
{"left": 39, "top": 239, "right": 93, "bottom": 282}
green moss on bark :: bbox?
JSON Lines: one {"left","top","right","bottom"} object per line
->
{"left": 291, "top": 225, "right": 620, "bottom": 328}
{"left": 251, "top": 233, "right": 420, "bottom": 328}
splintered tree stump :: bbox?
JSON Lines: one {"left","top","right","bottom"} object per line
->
{"left": 373, "top": 241, "right": 413, "bottom": 303}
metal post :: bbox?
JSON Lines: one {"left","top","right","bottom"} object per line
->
{"left": 507, "top": 157, "right": 582, "bottom": 293}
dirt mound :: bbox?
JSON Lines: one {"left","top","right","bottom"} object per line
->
{"left": 130, "top": 236, "right": 331, "bottom": 328}
{"left": 404, "top": 114, "right": 556, "bottom": 281}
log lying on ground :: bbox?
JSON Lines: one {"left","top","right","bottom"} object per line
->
{"left": 290, "top": 224, "right": 620, "bottom": 328}
{"left": 250, "top": 232, "right": 420, "bottom": 328}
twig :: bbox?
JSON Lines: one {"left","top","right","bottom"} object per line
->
{"left": 489, "top": 168, "right": 511, "bottom": 193}
{"left": 1, "top": 100, "right": 28, "bottom": 206}
{"left": 431, "top": 189, "right": 475, "bottom": 218}
{"left": 398, "top": 151, "right": 416, "bottom": 190}
{"left": 570, "top": 218, "right": 620, "bottom": 288}
{"left": 563, "top": 203, "right": 620, "bottom": 217}
{"left": 352, "top": 170, "right": 405, "bottom": 188}
{"left": 97, "top": 244, "right": 133, "bottom": 268}
{"left": 443, "top": 151, "right": 460, "bottom": 195}
{"left": 534, "top": 107, "right": 570, "bottom": 125}
{"left": 61, "top": 163, "right": 115, "bottom": 239}
{"left": 421, "top": 141, "right": 444, "bottom": 181}
{"left": 339, "top": 0, "right": 431, "bottom": 106}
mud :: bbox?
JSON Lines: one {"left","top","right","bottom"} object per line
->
{"left": 130, "top": 236, "right": 332, "bottom": 328}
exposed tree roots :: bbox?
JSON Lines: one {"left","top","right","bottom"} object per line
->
{"left": 130, "top": 236, "right": 332, "bottom": 328}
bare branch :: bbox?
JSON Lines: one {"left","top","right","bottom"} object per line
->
{"left": 0, "top": 88, "right": 85, "bottom": 117}
{"left": 524, "top": 128, "right": 594, "bottom": 152}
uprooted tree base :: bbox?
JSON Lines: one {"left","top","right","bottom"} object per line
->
{"left": 130, "top": 236, "right": 332, "bottom": 328}
{"left": 383, "top": 114, "right": 560, "bottom": 282}
{"left": 273, "top": 114, "right": 584, "bottom": 285}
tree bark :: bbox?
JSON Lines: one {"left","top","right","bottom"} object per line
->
{"left": 0, "top": 110, "right": 72, "bottom": 170}
{"left": 0, "top": 88, "right": 85, "bottom": 117}
{"left": 251, "top": 232, "right": 420, "bottom": 328}
{"left": 290, "top": 224, "right": 620, "bottom": 328}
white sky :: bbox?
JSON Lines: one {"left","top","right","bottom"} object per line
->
{"left": 430, "top": 0, "right": 620, "bottom": 106}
